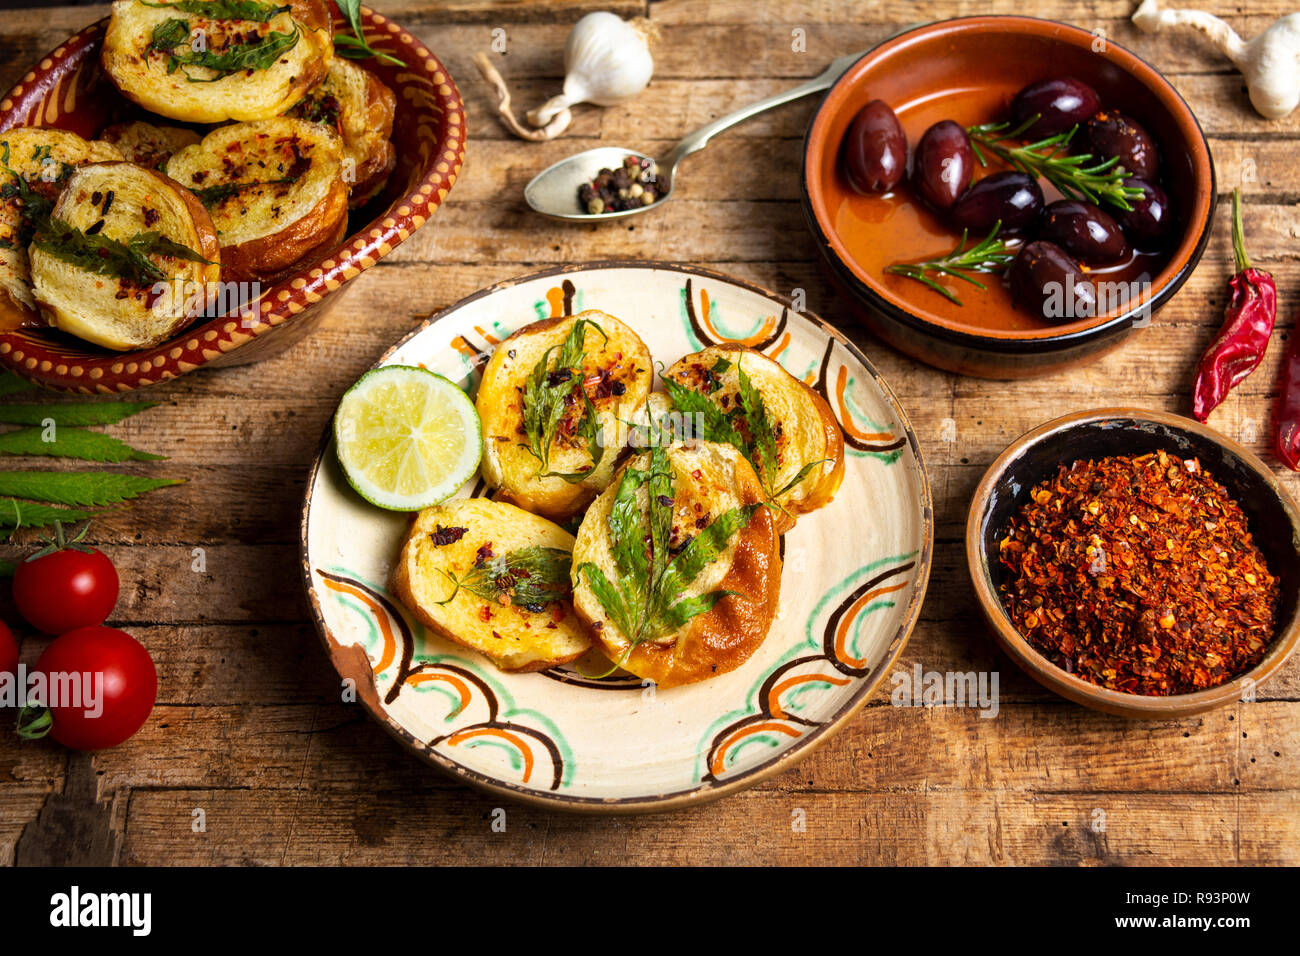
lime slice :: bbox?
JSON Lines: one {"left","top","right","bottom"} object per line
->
{"left": 333, "top": 365, "right": 482, "bottom": 511}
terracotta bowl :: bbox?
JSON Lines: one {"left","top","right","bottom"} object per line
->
{"left": 0, "top": 4, "right": 465, "bottom": 393}
{"left": 801, "top": 16, "right": 1216, "bottom": 379}
{"left": 967, "top": 408, "right": 1300, "bottom": 718}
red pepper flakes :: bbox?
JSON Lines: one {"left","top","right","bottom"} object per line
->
{"left": 997, "top": 450, "right": 1278, "bottom": 696}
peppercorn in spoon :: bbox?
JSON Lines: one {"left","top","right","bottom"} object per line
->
{"left": 524, "top": 50, "right": 870, "bottom": 222}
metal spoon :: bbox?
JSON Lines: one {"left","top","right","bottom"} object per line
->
{"left": 524, "top": 50, "right": 867, "bottom": 222}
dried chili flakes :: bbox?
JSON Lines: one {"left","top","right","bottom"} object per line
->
{"left": 997, "top": 450, "right": 1278, "bottom": 696}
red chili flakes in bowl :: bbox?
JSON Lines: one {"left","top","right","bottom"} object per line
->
{"left": 997, "top": 450, "right": 1278, "bottom": 696}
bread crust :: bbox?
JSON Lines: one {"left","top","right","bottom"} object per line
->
{"left": 571, "top": 442, "right": 782, "bottom": 688}
{"left": 390, "top": 499, "right": 592, "bottom": 673}
{"left": 663, "top": 344, "right": 845, "bottom": 533}
{"left": 28, "top": 161, "right": 221, "bottom": 350}
{"left": 288, "top": 57, "right": 396, "bottom": 207}
{"left": 164, "top": 117, "right": 347, "bottom": 283}
{"left": 476, "top": 311, "right": 655, "bottom": 522}
{"left": 101, "top": 0, "right": 334, "bottom": 124}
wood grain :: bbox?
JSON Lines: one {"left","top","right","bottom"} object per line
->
{"left": 0, "top": 0, "right": 1297, "bottom": 866}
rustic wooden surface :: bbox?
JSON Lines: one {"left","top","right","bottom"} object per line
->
{"left": 1, "top": 0, "right": 1298, "bottom": 866}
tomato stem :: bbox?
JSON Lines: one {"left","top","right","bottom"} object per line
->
{"left": 15, "top": 704, "right": 52, "bottom": 740}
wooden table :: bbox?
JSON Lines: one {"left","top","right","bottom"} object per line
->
{"left": 1, "top": 0, "right": 1296, "bottom": 866}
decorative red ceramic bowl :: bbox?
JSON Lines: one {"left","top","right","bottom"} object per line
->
{"left": 801, "top": 16, "right": 1215, "bottom": 379}
{"left": 0, "top": 4, "right": 465, "bottom": 393}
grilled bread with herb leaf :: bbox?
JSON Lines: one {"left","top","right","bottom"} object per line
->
{"left": 391, "top": 498, "right": 592, "bottom": 673}
{"left": 571, "top": 442, "right": 781, "bottom": 688}
{"left": 0, "top": 129, "right": 124, "bottom": 330}
{"left": 477, "top": 311, "right": 654, "bottom": 522}
{"left": 287, "top": 56, "right": 396, "bottom": 208}
{"left": 96, "top": 120, "right": 202, "bottom": 170}
{"left": 101, "top": 0, "right": 334, "bottom": 124}
{"left": 660, "top": 345, "right": 844, "bottom": 533}
{"left": 28, "top": 161, "right": 220, "bottom": 350}
{"left": 165, "top": 117, "right": 347, "bottom": 283}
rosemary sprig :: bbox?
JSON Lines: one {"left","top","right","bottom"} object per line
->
{"left": 884, "top": 221, "right": 1016, "bottom": 305}
{"left": 967, "top": 114, "right": 1146, "bottom": 211}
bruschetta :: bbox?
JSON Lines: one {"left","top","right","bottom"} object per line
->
{"left": 164, "top": 116, "right": 347, "bottom": 283}
{"left": 660, "top": 344, "right": 845, "bottom": 533}
{"left": 570, "top": 442, "right": 782, "bottom": 688}
{"left": 391, "top": 498, "right": 592, "bottom": 673}
{"left": 96, "top": 120, "right": 201, "bottom": 170}
{"left": 476, "top": 310, "right": 655, "bottom": 522}
{"left": 288, "top": 56, "right": 396, "bottom": 207}
{"left": 0, "top": 128, "right": 123, "bottom": 330}
{"left": 101, "top": 0, "right": 334, "bottom": 124}
{"left": 28, "top": 161, "right": 221, "bottom": 351}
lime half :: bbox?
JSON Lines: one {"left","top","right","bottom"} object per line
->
{"left": 333, "top": 365, "right": 482, "bottom": 511}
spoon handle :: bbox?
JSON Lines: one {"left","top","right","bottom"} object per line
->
{"left": 661, "top": 50, "right": 866, "bottom": 179}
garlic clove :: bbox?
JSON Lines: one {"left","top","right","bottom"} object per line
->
{"left": 526, "top": 12, "right": 655, "bottom": 127}
{"left": 1132, "top": 1, "right": 1298, "bottom": 120}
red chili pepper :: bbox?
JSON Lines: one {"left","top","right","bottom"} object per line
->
{"left": 1192, "top": 190, "right": 1277, "bottom": 423}
{"left": 1274, "top": 312, "right": 1300, "bottom": 469}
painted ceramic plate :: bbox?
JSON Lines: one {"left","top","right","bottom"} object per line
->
{"left": 300, "top": 262, "right": 932, "bottom": 811}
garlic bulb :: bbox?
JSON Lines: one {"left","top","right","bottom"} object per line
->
{"left": 527, "top": 12, "right": 655, "bottom": 128}
{"left": 1133, "top": 0, "right": 1300, "bottom": 119}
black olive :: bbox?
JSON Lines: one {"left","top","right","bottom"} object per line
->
{"left": 1040, "top": 199, "right": 1129, "bottom": 264}
{"left": 911, "top": 120, "right": 974, "bottom": 211}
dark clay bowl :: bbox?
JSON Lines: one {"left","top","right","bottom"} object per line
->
{"left": 966, "top": 409, "right": 1300, "bottom": 718}
{"left": 801, "top": 17, "right": 1215, "bottom": 379}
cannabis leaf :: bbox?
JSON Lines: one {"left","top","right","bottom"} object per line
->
{"left": 660, "top": 357, "right": 827, "bottom": 504}
{"left": 0, "top": 472, "right": 182, "bottom": 507}
{"left": 334, "top": 0, "right": 405, "bottom": 66}
{"left": 149, "top": 17, "right": 301, "bottom": 81}
{"left": 437, "top": 546, "right": 572, "bottom": 611}
{"left": 143, "top": 0, "right": 290, "bottom": 20}
{"left": 31, "top": 219, "right": 213, "bottom": 287}
{"left": 577, "top": 446, "right": 757, "bottom": 660}
{"left": 0, "top": 402, "right": 156, "bottom": 427}
{"left": 0, "top": 428, "right": 164, "bottom": 462}
{"left": 520, "top": 318, "right": 608, "bottom": 483}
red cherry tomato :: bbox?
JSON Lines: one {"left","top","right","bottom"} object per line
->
{"left": 34, "top": 626, "right": 156, "bottom": 750}
{"left": 14, "top": 544, "right": 119, "bottom": 634}
{"left": 0, "top": 619, "right": 16, "bottom": 680}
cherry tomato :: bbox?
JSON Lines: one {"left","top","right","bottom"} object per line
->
{"left": 34, "top": 626, "right": 156, "bottom": 750}
{"left": 14, "top": 542, "right": 119, "bottom": 634}
{"left": 0, "top": 619, "right": 16, "bottom": 681}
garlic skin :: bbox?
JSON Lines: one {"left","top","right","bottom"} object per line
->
{"left": 1133, "top": 0, "right": 1300, "bottom": 119}
{"left": 527, "top": 12, "right": 654, "bottom": 127}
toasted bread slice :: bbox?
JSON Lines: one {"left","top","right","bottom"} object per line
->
{"left": 662, "top": 345, "right": 845, "bottom": 533}
{"left": 29, "top": 161, "right": 221, "bottom": 351}
{"left": 391, "top": 499, "right": 592, "bottom": 673}
{"left": 571, "top": 442, "right": 782, "bottom": 689}
{"left": 0, "top": 128, "right": 123, "bottom": 330}
{"left": 477, "top": 310, "right": 654, "bottom": 522}
{"left": 288, "top": 56, "right": 396, "bottom": 207}
{"left": 165, "top": 117, "right": 347, "bottom": 283}
{"left": 101, "top": 0, "right": 333, "bottom": 124}
{"left": 96, "top": 120, "right": 202, "bottom": 170}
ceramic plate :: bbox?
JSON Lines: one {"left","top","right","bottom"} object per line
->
{"left": 300, "top": 262, "right": 932, "bottom": 811}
